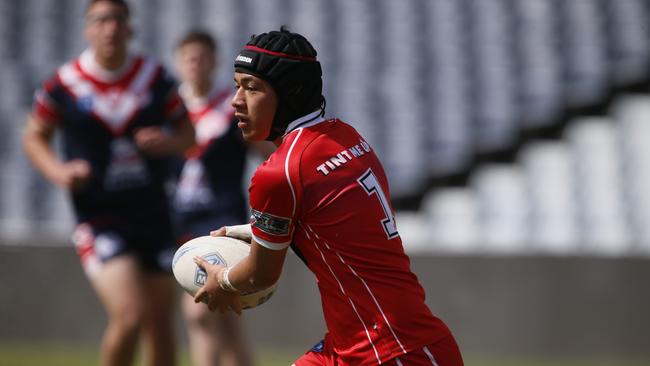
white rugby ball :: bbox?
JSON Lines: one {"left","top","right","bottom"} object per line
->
{"left": 172, "top": 235, "right": 277, "bottom": 309}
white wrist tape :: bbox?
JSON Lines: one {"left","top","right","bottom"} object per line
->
{"left": 220, "top": 267, "right": 238, "bottom": 292}
{"left": 224, "top": 224, "right": 252, "bottom": 242}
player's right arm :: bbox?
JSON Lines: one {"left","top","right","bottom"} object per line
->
{"left": 193, "top": 237, "right": 288, "bottom": 314}
{"left": 207, "top": 224, "right": 287, "bottom": 288}
{"left": 22, "top": 114, "right": 91, "bottom": 191}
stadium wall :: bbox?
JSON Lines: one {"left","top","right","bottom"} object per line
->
{"left": 1, "top": 244, "right": 649, "bottom": 360}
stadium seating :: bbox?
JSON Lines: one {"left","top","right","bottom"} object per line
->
{"left": 425, "top": 0, "right": 474, "bottom": 178}
{"left": 419, "top": 187, "right": 480, "bottom": 253}
{"left": 611, "top": 95, "right": 650, "bottom": 252}
{"left": 519, "top": 141, "right": 578, "bottom": 253}
{"left": 565, "top": 118, "right": 630, "bottom": 254}
{"left": 0, "top": 0, "right": 649, "bottom": 256}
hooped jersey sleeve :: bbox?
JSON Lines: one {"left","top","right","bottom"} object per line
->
{"left": 248, "top": 131, "right": 305, "bottom": 250}
{"left": 32, "top": 76, "right": 64, "bottom": 125}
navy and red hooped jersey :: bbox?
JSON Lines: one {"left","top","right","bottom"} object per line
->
{"left": 32, "top": 49, "right": 188, "bottom": 221}
{"left": 173, "top": 84, "right": 247, "bottom": 218}
{"left": 249, "top": 113, "right": 452, "bottom": 366}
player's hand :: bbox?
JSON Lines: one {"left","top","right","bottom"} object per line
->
{"left": 134, "top": 127, "right": 172, "bottom": 156}
{"left": 211, "top": 224, "right": 253, "bottom": 242}
{"left": 210, "top": 227, "right": 227, "bottom": 237}
{"left": 51, "top": 159, "right": 92, "bottom": 191}
{"left": 193, "top": 256, "right": 243, "bottom": 315}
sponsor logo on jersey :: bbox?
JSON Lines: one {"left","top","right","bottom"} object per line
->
{"left": 103, "top": 137, "right": 150, "bottom": 191}
{"left": 250, "top": 209, "right": 290, "bottom": 236}
{"left": 236, "top": 54, "right": 253, "bottom": 64}
{"left": 316, "top": 139, "right": 373, "bottom": 176}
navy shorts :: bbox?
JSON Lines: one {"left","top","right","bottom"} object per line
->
{"left": 72, "top": 213, "right": 176, "bottom": 277}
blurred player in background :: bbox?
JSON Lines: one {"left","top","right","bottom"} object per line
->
{"left": 22, "top": 1, "right": 194, "bottom": 365}
{"left": 194, "top": 27, "right": 464, "bottom": 366}
{"left": 173, "top": 30, "right": 273, "bottom": 366}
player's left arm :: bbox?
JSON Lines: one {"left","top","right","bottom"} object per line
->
{"left": 135, "top": 68, "right": 196, "bottom": 156}
{"left": 134, "top": 116, "right": 195, "bottom": 156}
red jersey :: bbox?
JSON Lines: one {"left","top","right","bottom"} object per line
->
{"left": 249, "top": 113, "right": 452, "bottom": 366}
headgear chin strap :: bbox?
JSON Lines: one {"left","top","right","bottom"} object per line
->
{"left": 234, "top": 27, "right": 325, "bottom": 141}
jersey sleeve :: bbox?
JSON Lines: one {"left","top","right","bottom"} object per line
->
{"left": 32, "top": 76, "right": 63, "bottom": 125}
{"left": 248, "top": 155, "right": 299, "bottom": 251}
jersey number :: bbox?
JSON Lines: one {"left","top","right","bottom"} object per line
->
{"left": 357, "top": 169, "right": 399, "bottom": 239}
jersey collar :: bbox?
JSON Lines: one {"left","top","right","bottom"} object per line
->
{"left": 283, "top": 110, "right": 326, "bottom": 136}
{"left": 79, "top": 48, "right": 134, "bottom": 83}
{"left": 179, "top": 82, "right": 219, "bottom": 109}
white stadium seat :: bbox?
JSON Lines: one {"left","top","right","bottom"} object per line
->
{"left": 565, "top": 117, "right": 631, "bottom": 254}
{"left": 471, "top": 164, "right": 529, "bottom": 253}
{"left": 422, "top": 187, "right": 480, "bottom": 253}
{"left": 519, "top": 141, "right": 579, "bottom": 253}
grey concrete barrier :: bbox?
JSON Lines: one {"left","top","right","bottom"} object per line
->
{"left": 1, "top": 245, "right": 649, "bottom": 360}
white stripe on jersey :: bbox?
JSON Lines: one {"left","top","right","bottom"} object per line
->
{"left": 251, "top": 233, "right": 290, "bottom": 251}
{"left": 284, "top": 128, "right": 303, "bottom": 218}
{"left": 306, "top": 225, "right": 407, "bottom": 355}
{"left": 302, "top": 226, "right": 383, "bottom": 365}
{"left": 422, "top": 346, "right": 439, "bottom": 366}
{"left": 59, "top": 63, "right": 93, "bottom": 96}
{"left": 130, "top": 58, "right": 159, "bottom": 94}
{"left": 57, "top": 58, "right": 159, "bottom": 133}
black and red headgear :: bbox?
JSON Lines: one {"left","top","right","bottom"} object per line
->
{"left": 234, "top": 27, "right": 325, "bottom": 141}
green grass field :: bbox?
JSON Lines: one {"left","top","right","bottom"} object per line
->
{"left": 0, "top": 343, "right": 648, "bottom": 366}
{"left": 0, "top": 343, "right": 294, "bottom": 366}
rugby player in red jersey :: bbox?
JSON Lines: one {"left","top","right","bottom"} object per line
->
{"left": 194, "top": 27, "right": 464, "bottom": 366}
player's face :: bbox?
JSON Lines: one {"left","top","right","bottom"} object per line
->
{"left": 232, "top": 72, "right": 278, "bottom": 142}
{"left": 84, "top": 1, "right": 131, "bottom": 61}
{"left": 175, "top": 43, "right": 216, "bottom": 87}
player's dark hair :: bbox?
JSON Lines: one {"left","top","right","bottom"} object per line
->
{"left": 234, "top": 26, "right": 325, "bottom": 141}
{"left": 85, "top": 0, "right": 130, "bottom": 17}
{"left": 176, "top": 30, "right": 218, "bottom": 55}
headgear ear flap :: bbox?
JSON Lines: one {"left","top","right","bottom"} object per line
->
{"left": 234, "top": 27, "right": 325, "bottom": 141}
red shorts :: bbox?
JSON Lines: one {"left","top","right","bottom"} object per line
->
{"left": 293, "top": 335, "right": 463, "bottom": 366}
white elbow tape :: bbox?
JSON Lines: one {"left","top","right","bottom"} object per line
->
{"left": 224, "top": 224, "right": 252, "bottom": 242}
